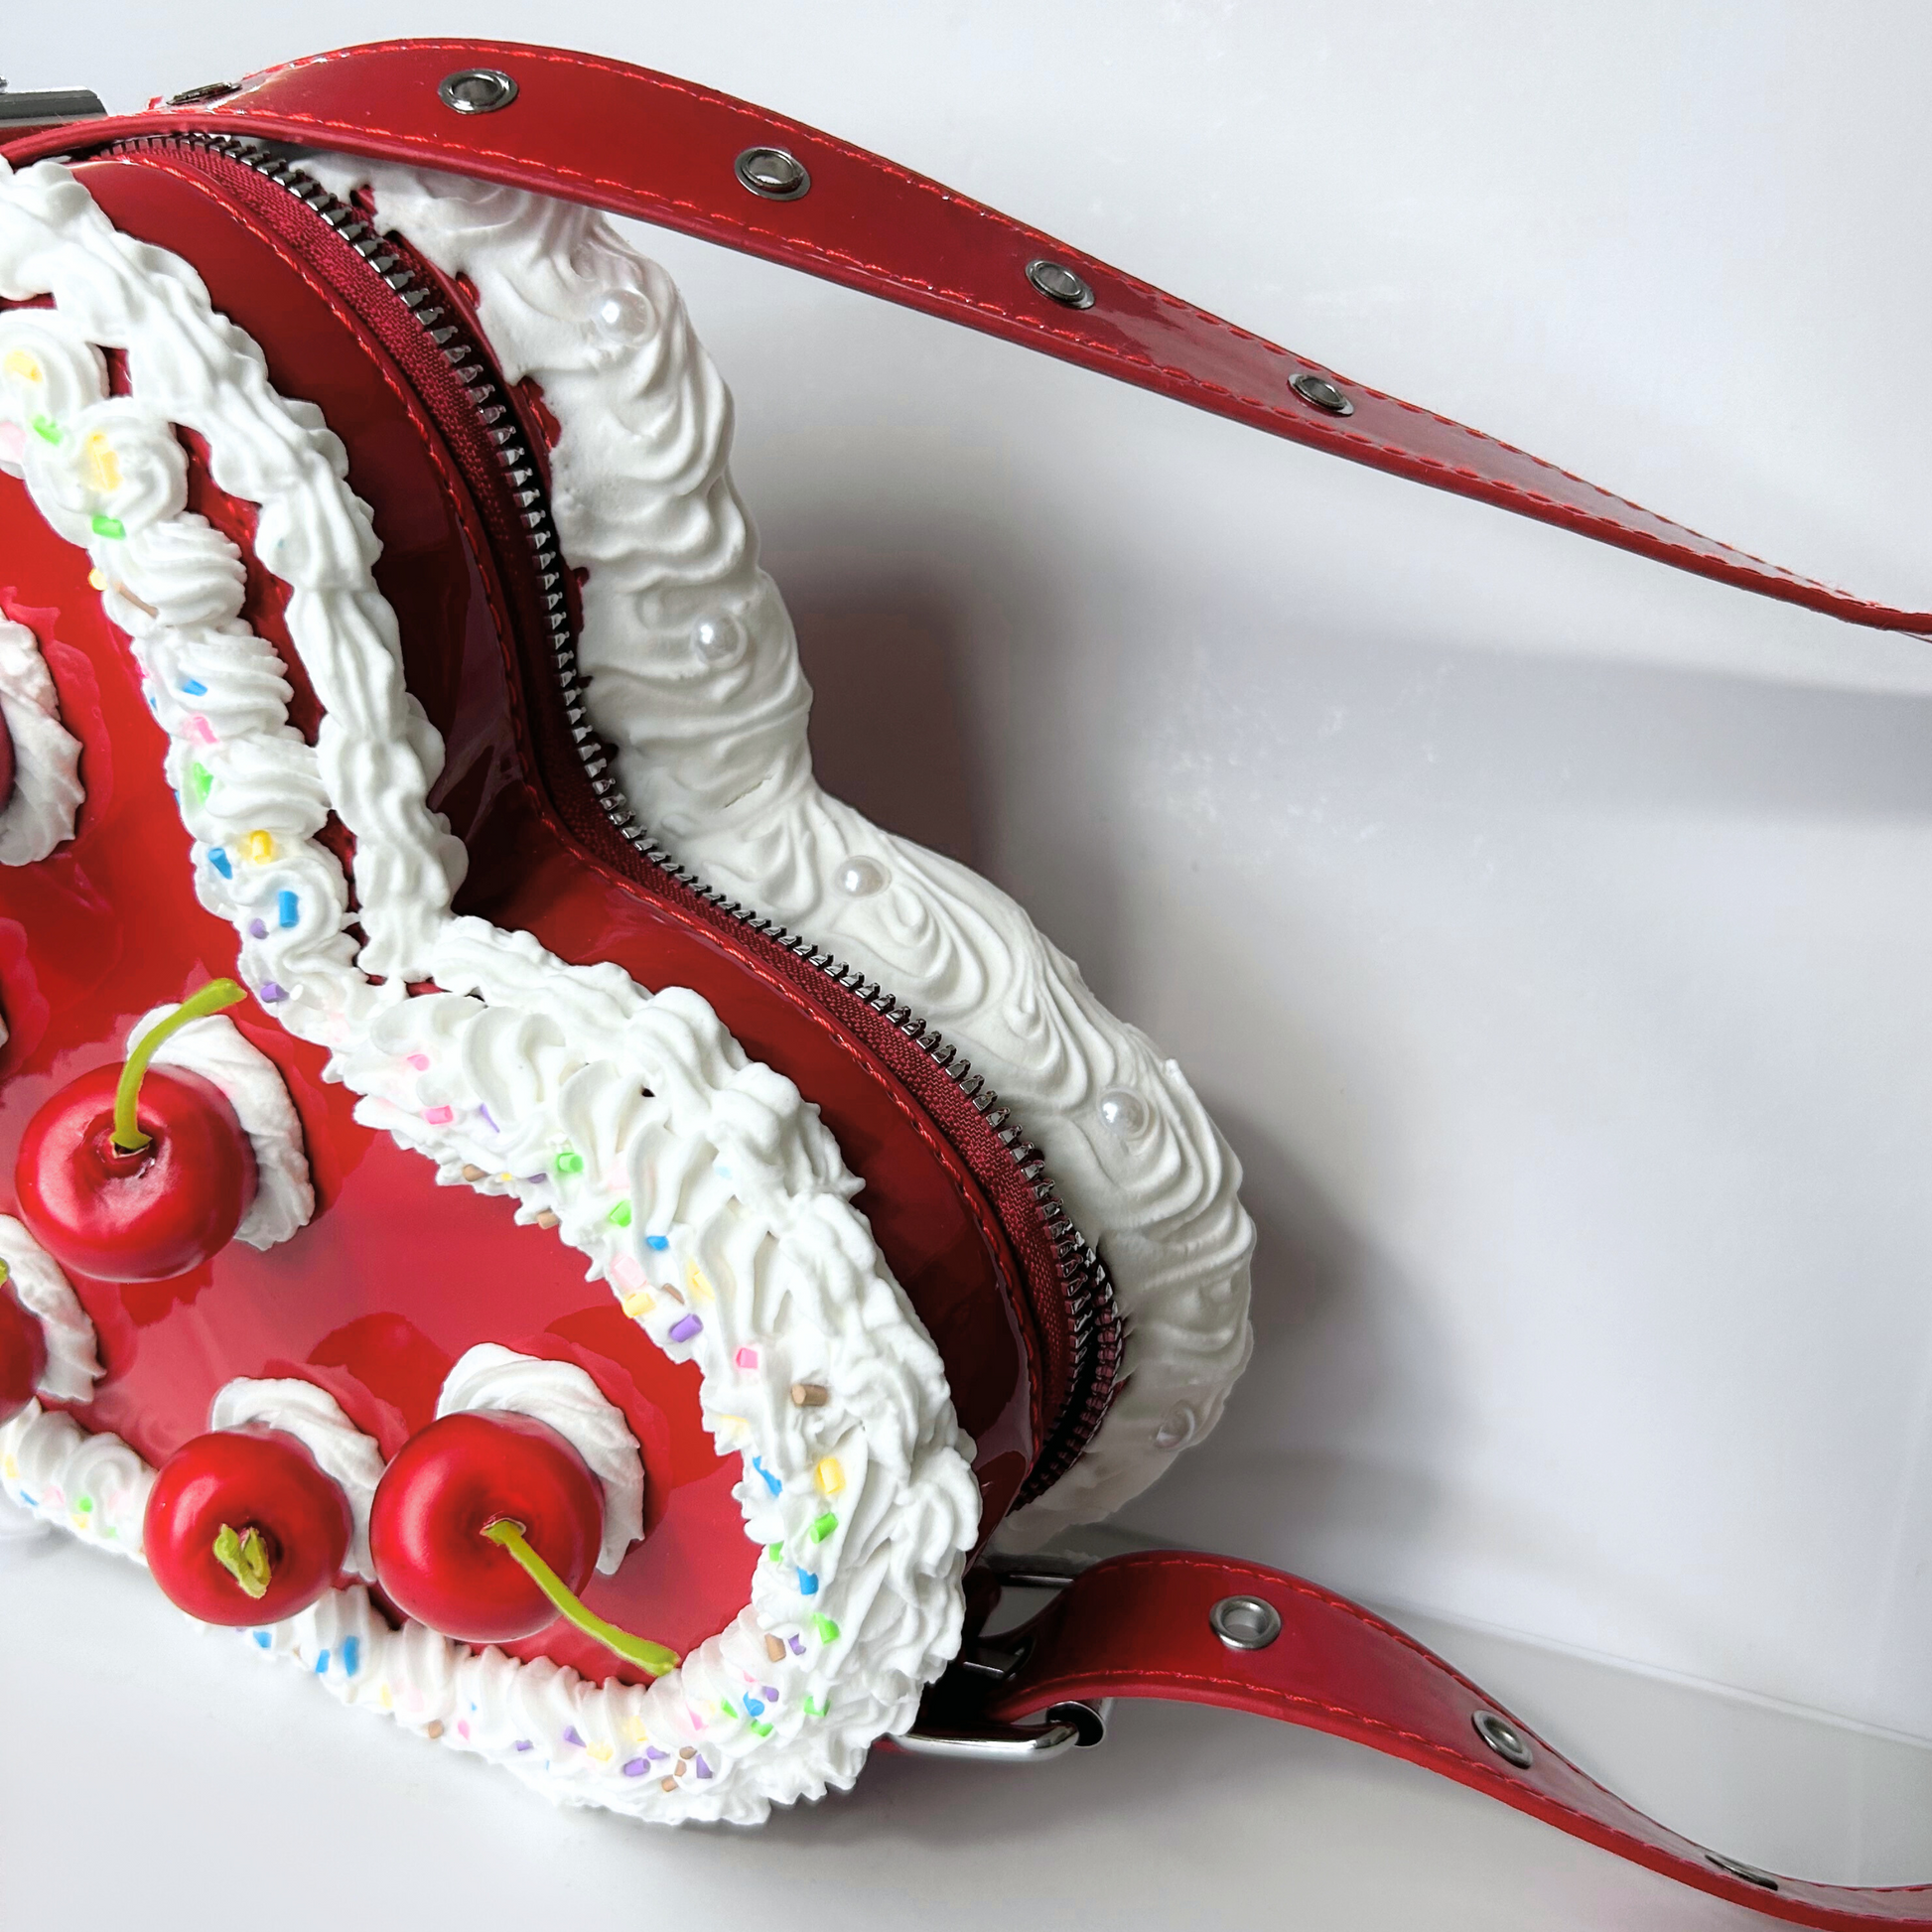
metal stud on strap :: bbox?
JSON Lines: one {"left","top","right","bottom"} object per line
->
{"left": 1209, "top": 1594, "right": 1284, "bottom": 1650}
{"left": 1471, "top": 1710, "right": 1534, "bottom": 1768}
{"left": 439, "top": 69, "right": 518, "bottom": 115}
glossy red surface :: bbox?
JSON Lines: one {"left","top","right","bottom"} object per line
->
{"left": 15, "top": 1063, "right": 257, "bottom": 1283}
{"left": 0, "top": 1281, "right": 46, "bottom": 1423}
{"left": 0, "top": 139, "right": 1048, "bottom": 1689}
{"left": 144, "top": 1426, "right": 351, "bottom": 1626}
{"left": 3, "top": 38, "right": 1920, "bottom": 633}
{"left": 369, "top": 1411, "right": 604, "bottom": 1644}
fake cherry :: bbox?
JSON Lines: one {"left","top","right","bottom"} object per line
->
{"left": 369, "top": 1411, "right": 679, "bottom": 1672}
{"left": 0, "top": 1267, "right": 48, "bottom": 1424}
{"left": 144, "top": 1427, "right": 351, "bottom": 1625}
{"left": 370, "top": 1412, "right": 604, "bottom": 1644}
{"left": 14, "top": 980, "right": 257, "bottom": 1283}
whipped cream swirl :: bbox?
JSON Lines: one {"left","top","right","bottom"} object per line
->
{"left": 0, "top": 613, "right": 83, "bottom": 866}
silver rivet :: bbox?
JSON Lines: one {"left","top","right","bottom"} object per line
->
{"left": 1209, "top": 1594, "right": 1282, "bottom": 1651}
{"left": 736, "top": 147, "right": 811, "bottom": 202}
{"left": 1097, "top": 1086, "right": 1151, "bottom": 1140}
{"left": 1290, "top": 370, "right": 1354, "bottom": 416}
{"left": 439, "top": 69, "right": 518, "bottom": 115}
{"left": 837, "top": 857, "right": 890, "bottom": 898}
{"left": 1705, "top": 1852, "right": 1779, "bottom": 1892}
{"left": 1153, "top": 1402, "right": 1197, "bottom": 1450}
{"left": 1471, "top": 1711, "right": 1533, "bottom": 1769}
{"left": 1026, "top": 259, "right": 1094, "bottom": 310}
{"left": 166, "top": 81, "right": 238, "bottom": 107}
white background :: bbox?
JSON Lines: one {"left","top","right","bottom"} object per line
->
{"left": 6, "top": 3, "right": 1932, "bottom": 1924}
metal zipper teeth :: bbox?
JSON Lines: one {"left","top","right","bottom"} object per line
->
{"left": 147, "top": 131, "right": 1125, "bottom": 1503}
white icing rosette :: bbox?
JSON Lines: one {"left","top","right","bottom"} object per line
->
{"left": 0, "top": 151, "right": 980, "bottom": 1822}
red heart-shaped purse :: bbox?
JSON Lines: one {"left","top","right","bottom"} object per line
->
{"left": 0, "top": 44, "right": 1924, "bottom": 1927}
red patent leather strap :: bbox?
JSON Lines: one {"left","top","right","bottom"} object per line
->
{"left": 985, "top": 1552, "right": 1929, "bottom": 1929}
{"left": 3, "top": 37, "right": 1926, "bottom": 636}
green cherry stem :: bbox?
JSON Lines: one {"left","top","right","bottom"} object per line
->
{"left": 112, "top": 978, "right": 247, "bottom": 1155}
{"left": 212, "top": 1522, "right": 273, "bottom": 1599}
{"left": 482, "top": 1519, "right": 680, "bottom": 1677}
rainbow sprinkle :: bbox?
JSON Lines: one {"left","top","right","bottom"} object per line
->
{"left": 30, "top": 414, "right": 60, "bottom": 444}
{"left": 809, "top": 1512, "right": 837, "bottom": 1544}
{"left": 644, "top": 1234, "right": 669, "bottom": 1252}
{"left": 91, "top": 512, "right": 124, "bottom": 539}
{"left": 608, "top": 1199, "right": 632, "bottom": 1226}
{"left": 734, "top": 1345, "right": 759, "bottom": 1370}
{"left": 207, "top": 848, "right": 232, "bottom": 879}
{"left": 797, "top": 1570, "right": 819, "bottom": 1596}
{"left": 189, "top": 761, "right": 213, "bottom": 802}
{"left": 668, "top": 1313, "right": 703, "bottom": 1344}
{"left": 555, "top": 1148, "right": 584, "bottom": 1175}
{"left": 812, "top": 1614, "right": 841, "bottom": 1644}
{"left": 423, "top": 1105, "right": 455, "bottom": 1126}
{"left": 243, "top": 829, "right": 276, "bottom": 864}
{"left": 278, "top": 890, "right": 299, "bottom": 928}
{"left": 752, "top": 1456, "right": 781, "bottom": 1496}
{"left": 815, "top": 1457, "right": 845, "bottom": 1496}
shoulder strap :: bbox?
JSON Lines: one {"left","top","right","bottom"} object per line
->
{"left": 982, "top": 1551, "right": 1926, "bottom": 1929}
{"left": 3, "top": 36, "right": 1925, "bottom": 636}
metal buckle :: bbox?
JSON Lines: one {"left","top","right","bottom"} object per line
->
{"left": 898, "top": 1554, "right": 1112, "bottom": 1762}
{"left": 0, "top": 83, "right": 108, "bottom": 137}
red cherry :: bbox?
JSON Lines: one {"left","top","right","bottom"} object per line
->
{"left": 0, "top": 1281, "right": 48, "bottom": 1424}
{"left": 15, "top": 1063, "right": 257, "bottom": 1283}
{"left": 144, "top": 1427, "right": 351, "bottom": 1625}
{"left": 369, "top": 1411, "right": 604, "bottom": 1644}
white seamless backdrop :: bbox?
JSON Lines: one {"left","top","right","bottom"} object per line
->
{"left": 7, "top": 0, "right": 1932, "bottom": 1796}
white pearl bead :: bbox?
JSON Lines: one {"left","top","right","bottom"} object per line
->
{"left": 1154, "top": 1403, "right": 1197, "bottom": 1450}
{"left": 1097, "top": 1086, "right": 1151, "bottom": 1140}
{"left": 837, "top": 857, "right": 889, "bottom": 897}
{"left": 692, "top": 615, "right": 746, "bottom": 666}
{"left": 592, "top": 287, "right": 655, "bottom": 341}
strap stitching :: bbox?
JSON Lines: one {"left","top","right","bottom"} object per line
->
{"left": 208, "top": 45, "right": 1900, "bottom": 618}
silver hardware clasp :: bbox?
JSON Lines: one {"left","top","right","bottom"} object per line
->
{"left": 898, "top": 1553, "right": 1112, "bottom": 1762}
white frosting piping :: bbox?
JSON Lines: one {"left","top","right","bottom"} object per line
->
{"left": 0, "top": 1212, "right": 100, "bottom": 1403}
{"left": 0, "top": 1400, "right": 150, "bottom": 1550}
{"left": 126, "top": 1005, "right": 315, "bottom": 1250}
{"left": 310, "top": 159, "right": 1259, "bottom": 1541}
{"left": 0, "top": 613, "right": 83, "bottom": 865}
{"left": 437, "top": 1343, "right": 643, "bottom": 1574}
{"left": 207, "top": 1377, "right": 384, "bottom": 1581}
{"left": 0, "top": 153, "right": 979, "bottom": 1821}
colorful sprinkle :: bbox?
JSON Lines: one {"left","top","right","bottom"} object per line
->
{"left": 533, "top": 1209, "right": 560, "bottom": 1230}
{"left": 789, "top": 1635, "right": 805, "bottom": 1656}
{"left": 242, "top": 829, "right": 275, "bottom": 864}
{"left": 253, "top": 1630, "right": 273, "bottom": 1649}
{"left": 555, "top": 1148, "right": 584, "bottom": 1175}
{"left": 719, "top": 1699, "right": 738, "bottom": 1719}
{"left": 248, "top": 919, "right": 266, "bottom": 939}
{"left": 660, "top": 1775, "right": 678, "bottom": 1792}
{"left": 765, "top": 1635, "right": 786, "bottom": 1663}
{"left": 562, "top": 1726, "right": 585, "bottom": 1747}
{"left": 762, "top": 1685, "right": 778, "bottom": 1702}
{"left": 743, "top": 1696, "right": 765, "bottom": 1717}
{"left": 646, "top": 1746, "right": 667, "bottom": 1760}
{"left": 751, "top": 1721, "right": 774, "bottom": 1737}
{"left": 258, "top": 982, "right": 287, "bottom": 1003}
{"left": 514, "top": 1739, "right": 533, "bottom": 1752}
{"left": 668, "top": 1313, "right": 703, "bottom": 1343}
{"left": 315, "top": 1650, "right": 331, "bottom": 1675}
{"left": 278, "top": 890, "right": 299, "bottom": 928}
{"left": 423, "top": 1105, "right": 455, "bottom": 1126}
{"left": 207, "top": 847, "right": 232, "bottom": 878}
{"left": 425, "top": 1720, "right": 445, "bottom": 1739}
{"left": 752, "top": 1456, "right": 781, "bottom": 1496}
{"left": 607, "top": 1198, "right": 632, "bottom": 1226}
{"left": 812, "top": 1614, "right": 840, "bottom": 1644}
{"left": 621, "top": 1758, "right": 649, "bottom": 1777}
{"left": 189, "top": 761, "right": 212, "bottom": 802}
{"left": 407, "top": 1051, "right": 430, "bottom": 1070}
{"left": 613, "top": 1252, "right": 647, "bottom": 1291}
{"left": 91, "top": 512, "right": 125, "bottom": 540}
{"left": 189, "top": 715, "right": 217, "bottom": 745}
{"left": 810, "top": 1512, "right": 837, "bottom": 1544}
{"left": 588, "top": 1742, "right": 614, "bottom": 1763}
{"left": 686, "top": 1262, "right": 715, "bottom": 1303}
{"left": 343, "top": 1637, "right": 360, "bottom": 1676}
{"left": 803, "top": 1695, "right": 827, "bottom": 1718}
{"left": 31, "top": 414, "right": 61, "bottom": 444}
{"left": 797, "top": 1570, "right": 819, "bottom": 1596}
{"left": 734, "top": 1345, "right": 759, "bottom": 1370}
{"left": 621, "top": 1289, "right": 654, "bottom": 1319}
{"left": 458, "top": 1720, "right": 471, "bottom": 1739}
{"left": 790, "top": 1383, "right": 829, "bottom": 1407}
{"left": 644, "top": 1234, "right": 669, "bottom": 1252}
{"left": 767, "top": 1542, "right": 783, "bottom": 1563}
{"left": 694, "top": 1755, "right": 712, "bottom": 1780}
{"left": 478, "top": 1103, "right": 499, "bottom": 1133}
{"left": 815, "top": 1457, "right": 845, "bottom": 1496}
{"left": 87, "top": 568, "right": 107, "bottom": 590}
{"left": 85, "top": 434, "right": 121, "bottom": 492}
{"left": 181, "top": 677, "right": 207, "bottom": 696}
{"left": 3, "top": 348, "right": 43, "bottom": 381}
